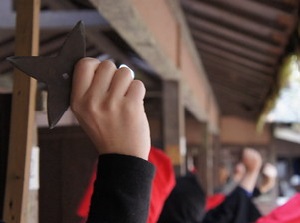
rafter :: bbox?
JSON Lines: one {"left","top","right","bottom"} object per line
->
{"left": 207, "top": 69, "right": 263, "bottom": 89}
{"left": 187, "top": 15, "right": 283, "bottom": 55}
{"left": 182, "top": 0, "right": 288, "bottom": 45}
{"left": 207, "top": 71, "right": 270, "bottom": 100}
{"left": 193, "top": 31, "right": 278, "bottom": 65}
{"left": 196, "top": 44, "right": 275, "bottom": 74}
{"left": 189, "top": 0, "right": 296, "bottom": 31}
{"left": 201, "top": 56, "right": 273, "bottom": 83}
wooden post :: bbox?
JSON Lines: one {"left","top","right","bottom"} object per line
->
{"left": 197, "top": 123, "right": 214, "bottom": 195}
{"left": 162, "top": 80, "right": 186, "bottom": 175}
{"left": 185, "top": 111, "right": 204, "bottom": 184}
{"left": 185, "top": 114, "right": 215, "bottom": 194}
{"left": 3, "top": 0, "right": 40, "bottom": 223}
{"left": 212, "top": 134, "right": 220, "bottom": 190}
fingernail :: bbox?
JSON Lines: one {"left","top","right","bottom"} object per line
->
{"left": 119, "top": 64, "right": 135, "bottom": 79}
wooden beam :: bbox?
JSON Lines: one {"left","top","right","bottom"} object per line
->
{"left": 206, "top": 71, "right": 268, "bottom": 98}
{"left": 209, "top": 86, "right": 267, "bottom": 112}
{"left": 0, "top": 10, "right": 109, "bottom": 30}
{"left": 182, "top": 0, "right": 288, "bottom": 45}
{"left": 194, "top": 0, "right": 296, "bottom": 31}
{"left": 187, "top": 16, "right": 283, "bottom": 55}
{"left": 275, "top": 0, "right": 299, "bottom": 6}
{"left": 201, "top": 56, "right": 274, "bottom": 83}
{"left": 212, "top": 82, "right": 264, "bottom": 102}
{"left": 206, "top": 69, "right": 272, "bottom": 100}
{"left": 3, "top": 0, "right": 40, "bottom": 223}
{"left": 39, "top": 0, "right": 166, "bottom": 87}
{"left": 251, "top": 0, "right": 299, "bottom": 11}
{"left": 193, "top": 31, "right": 278, "bottom": 65}
{"left": 273, "top": 0, "right": 299, "bottom": 7}
{"left": 42, "top": 0, "right": 76, "bottom": 10}
{"left": 204, "top": 64, "right": 272, "bottom": 87}
{"left": 217, "top": 98, "right": 261, "bottom": 118}
{"left": 213, "top": 92, "right": 261, "bottom": 109}
{"left": 167, "top": 0, "right": 219, "bottom": 131}
{"left": 167, "top": 0, "right": 220, "bottom": 124}
{"left": 89, "top": 0, "right": 180, "bottom": 81}
{"left": 196, "top": 44, "right": 275, "bottom": 74}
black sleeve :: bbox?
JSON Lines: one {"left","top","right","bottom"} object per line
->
{"left": 252, "top": 187, "right": 262, "bottom": 198}
{"left": 202, "top": 186, "right": 262, "bottom": 223}
{"left": 86, "top": 154, "right": 155, "bottom": 223}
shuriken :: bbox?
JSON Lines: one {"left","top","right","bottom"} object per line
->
{"left": 7, "top": 21, "right": 86, "bottom": 129}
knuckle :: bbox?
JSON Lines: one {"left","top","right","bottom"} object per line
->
{"left": 75, "top": 57, "right": 98, "bottom": 70}
{"left": 123, "top": 100, "right": 137, "bottom": 114}
{"left": 72, "top": 96, "right": 99, "bottom": 118}
{"left": 99, "top": 60, "right": 116, "bottom": 70}
{"left": 101, "top": 99, "right": 116, "bottom": 113}
{"left": 84, "top": 98, "right": 99, "bottom": 115}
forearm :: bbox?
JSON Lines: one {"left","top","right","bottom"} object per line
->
{"left": 240, "top": 171, "right": 260, "bottom": 193}
{"left": 86, "top": 154, "right": 155, "bottom": 223}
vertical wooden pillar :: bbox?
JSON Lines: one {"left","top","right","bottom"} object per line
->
{"left": 212, "top": 134, "right": 220, "bottom": 189}
{"left": 184, "top": 111, "right": 202, "bottom": 168}
{"left": 197, "top": 123, "right": 214, "bottom": 195}
{"left": 206, "top": 131, "right": 214, "bottom": 195}
{"left": 162, "top": 80, "right": 186, "bottom": 175}
{"left": 185, "top": 114, "right": 216, "bottom": 194}
{"left": 4, "top": 0, "right": 40, "bottom": 223}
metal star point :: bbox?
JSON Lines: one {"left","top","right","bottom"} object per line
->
{"left": 7, "top": 21, "right": 86, "bottom": 128}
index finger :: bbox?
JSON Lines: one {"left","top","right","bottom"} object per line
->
{"left": 71, "top": 58, "right": 100, "bottom": 101}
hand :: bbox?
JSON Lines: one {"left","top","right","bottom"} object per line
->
{"left": 240, "top": 148, "right": 262, "bottom": 193}
{"left": 259, "top": 163, "right": 277, "bottom": 193}
{"left": 262, "top": 163, "right": 277, "bottom": 178}
{"left": 71, "top": 58, "right": 151, "bottom": 160}
{"left": 242, "top": 148, "right": 262, "bottom": 173}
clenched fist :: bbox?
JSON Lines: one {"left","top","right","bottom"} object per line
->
{"left": 242, "top": 148, "right": 262, "bottom": 172}
{"left": 240, "top": 148, "right": 262, "bottom": 193}
{"left": 71, "top": 58, "right": 151, "bottom": 160}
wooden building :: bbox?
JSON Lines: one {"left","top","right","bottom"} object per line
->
{"left": 0, "top": 0, "right": 299, "bottom": 222}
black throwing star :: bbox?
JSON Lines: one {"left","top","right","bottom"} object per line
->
{"left": 7, "top": 21, "right": 86, "bottom": 128}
